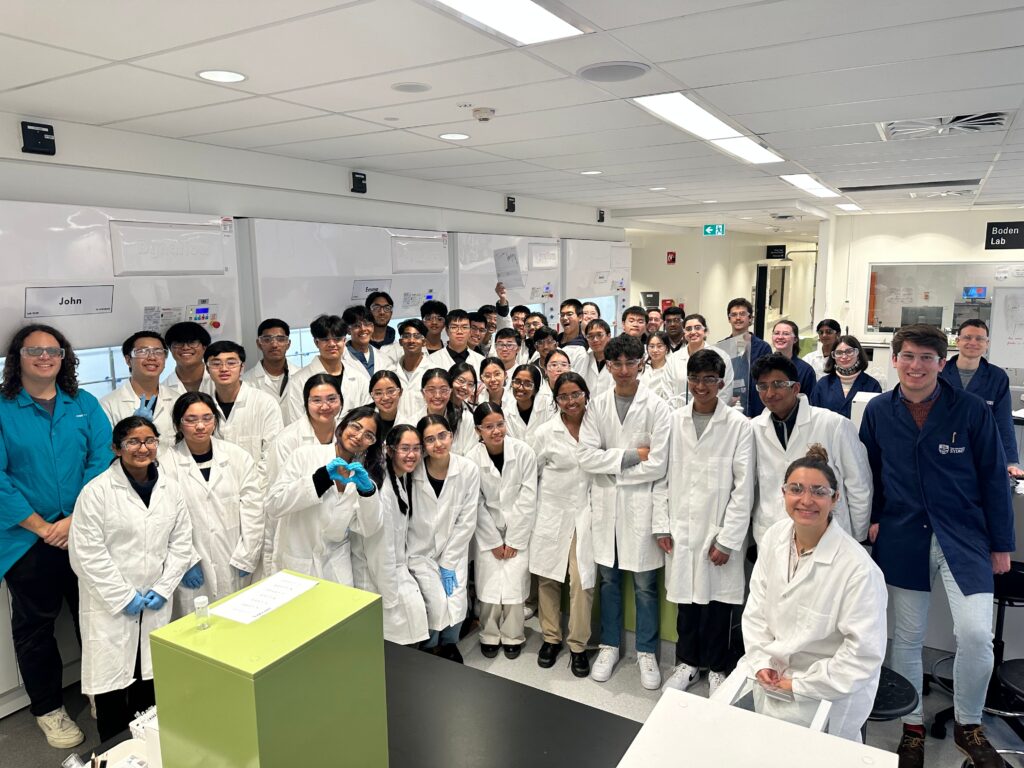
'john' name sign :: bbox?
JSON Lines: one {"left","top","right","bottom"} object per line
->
{"left": 985, "top": 221, "right": 1024, "bottom": 250}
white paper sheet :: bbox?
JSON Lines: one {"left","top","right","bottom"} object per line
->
{"left": 210, "top": 571, "right": 318, "bottom": 624}
{"left": 494, "top": 246, "right": 525, "bottom": 289}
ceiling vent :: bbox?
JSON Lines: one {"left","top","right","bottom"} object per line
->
{"left": 770, "top": 213, "right": 797, "bottom": 220}
{"left": 878, "top": 113, "right": 1010, "bottom": 141}
{"left": 911, "top": 189, "right": 976, "bottom": 199}
{"left": 838, "top": 179, "right": 981, "bottom": 194}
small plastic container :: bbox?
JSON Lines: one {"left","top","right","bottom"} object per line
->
{"left": 194, "top": 595, "right": 210, "bottom": 630}
{"left": 61, "top": 755, "right": 87, "bottom": 768}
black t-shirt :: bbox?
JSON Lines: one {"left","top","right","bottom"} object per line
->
{"left": 125, "top": 462, "right": 158, "bottom": 508}
{"left": 31, "top": 395, "right": 56, "bottom": 416}
{"left": 191, "top": 448, "right": 213, "bottom": 482}
{"left": 489, "top": 451, "right": 505, "bottom": 474}
{"left": 427, "top": 472, "right": 445, "bottom": 498}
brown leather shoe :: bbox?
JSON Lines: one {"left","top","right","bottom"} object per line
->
{"left": 954, "top": 722, "right": 1003, "bottom": 768}
{"left": 896, "top": 726, "right": 925, "bottom": 768}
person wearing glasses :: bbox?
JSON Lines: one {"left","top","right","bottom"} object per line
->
{"left": 161, "top": 393, "right": 261, "bottom": 614}
{"left": 492, "top": 328, "right": 526, "bottom": 377}
{"left": 242, "top": 318, "right": 297, "bottom": 405}
{"left": 529, "top": 372, "right": 596, "bottom": 677}
{"left": 503, "top": 363, "right": 554, "bottom": 445}
{"left": 557, "top": 299, "right": 587, "bottom": 348}
{"left": 769, "top": 320, "right": 816, "bottom": 399}
{"left": 428, "top": 309, "right": 484, "bottom": 373}
{"left": 582, "top": 318, "right": 615, "bottom": 397}
{"left": 803, "top": 319, "right": 842, "bottom": 380}
{"left": 479, "top": 357, "right": 508, "bottom": 407}
{"left": 163, "top": 321, "right": 214, "bottom": 395}
{"left": 578, "top": 334, "right": 671, "bottom": 690}
{"left": 938, "top": 319, "right": 1022, "bottom": 479}
{"left": 354, "top": 425, "right": 429, "bottom": 647}
{"left": 342, "top": 304, "right": 379, "bottom": 384}
{"left": 750, "top": 354, "right": 871, "bottom": 548}
{"left": 716, "top": 445, "right": 887, "bottom": 743}
{"left": 645, "top": 308, "right": 663, "bottom": 337}
{"left": 639, "top": 331, "right": 676, "bottom": 404}
{"left": 0, "top": 324, "right": 112, "bottom": 749}
{"left": 469, "top": 403, "right": 538, "bottom": 659}
{"left": 384, "top": 318, "right": 432, "bottom": 414}
{"left": 467, "top": 312, "right": 489, "bottom": 358}
{"left": 369, "top": 370, "right": 414, "bottom": 444}
{"left": 809, "top": 335, "right": 881, "bottom": 419}
{"left": 203, "top": 341, "right": 283, "bottom": 492}
{"left": 420, "top": 299, "right": 449, "bottom": 355}
{"left": 101, "top": 331, "right": 178, "bottom": 449}
{"left": 365, "top": 291, "right": 399, "bottom": 359}
{"left": 408, "top": 414, "right": 480, "bottom": 662}
{"left": 665, "top": 313, "right": 734, "bottom": 406}
{"left": 477, "top": 304, "right": 499, "bottom": 353}
{"left": 541, "top": 348, "right": 573, "bottom": 402}
{"left": 655, "top": 350, "right": 755, "bottom": 697}
{"left": 860, "top": 324, "right": 1014, "bottom": 768}
{"left": 69, "top": 416, "right": 192, "bottom": 742}
{"left": 419, "top": 368, "right": 477, "bottom": 456}
{"left": 282, "top": 314, "right": 369, "bottom": 425}
{"left": 721, "top": 298, "right": 772, "bottom": 417}
{"left": 265, "top": 405, "right": 384, "bottom": 584}
{"left": 449, "top": 362, "right": 479, "bottom": 413}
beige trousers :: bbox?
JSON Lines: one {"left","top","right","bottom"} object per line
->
{"left": 537, "top": 532, "right": 594, "bottom": 653}
{"left": 479, "top": 602, "right": 525, "bottom": 646}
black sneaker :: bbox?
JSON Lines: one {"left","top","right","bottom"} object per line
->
{"left": 479, "top": 643, "right": 500, "bottom": 659}
{"left": 897, "top": 726, "right": 924, "bottom": 768}
{"left": 440, "top": 643, "right": 464, "bottom": 664}
{"left": 954, "top": 722, "right": 1003, "bottom": 768}
{"left": 570, "top": 651, "right": 590, "bottom": 678}
{"left": 503, "top": 643, "right": 522, "bottom": 660}
{"left": 537, "top": 641, "right": 563, "bottom": 668}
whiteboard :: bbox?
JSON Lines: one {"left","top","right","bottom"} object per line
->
{"left": 562, "top": 239, "right": 632, "bottom": 333}
{"left": 248, "top": 220, "right": 449, "bottom": 326}
{"left": 989, "top": 286, "right": 1024, "bottom": 368}
{"left": 0, "top": 201, "right": 240, "bottom": 350}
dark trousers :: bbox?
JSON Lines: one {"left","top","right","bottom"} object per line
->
{"left": 95, "top": 633, "right": 154, "bottom": 742}
{"left": 5, "top": 539, "right": 80, "bottom": 716}
{"left": 675, "top": 601, "right": 733, "bottom": 673}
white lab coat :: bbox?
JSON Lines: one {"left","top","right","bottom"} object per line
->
{"left": 264, "top": 444, "right": 384, "bottom": 585}
{"left": 242, "top": 360, "right": 298, "bottom": 404}
{"left": 728, "top": 518, "right": 887, "bottom": 741}
{"left": 428, "top": 347, "right": 484, "bottom": 373}
{"left": 652, "top": 402, "right": 754, "bottom": 605}
{"left": 351, "top": 473, "right": 429, "bottom": 645}
{"left": 160, "top": 438, "right": 263, "bottom": 616}
{"left": 804, "top": 347, "right": 828, "bottom": 380}
{"left": 582, "top": 351, "right": 614, "bottom": 398}
{"left": 665, "top": 344, "right": 735, "bottom": 405}
{"left": 281, "top": 357, "right": 372, "bottom": 425}
{"left": 751, "top": 395, "right": 872, "bottom": 546}
{"left": 469, "top": 438, "right": 538, "bottom": 604}
{"left": 407, "top": 455, "right": 480, "bottom": 630}
{"left": 528, "top": 416, "right": 596, "bottom": 589}
{"left": 69, "top": 462, "right": 193, "bottom": 695}
{"left": 577, "top": 384, "right": 672, "bottom": 572}
{"left": 638, "top": 363, "right": 679, "bottom": 406}
{"left": 501, "top": 389, "right": 556, "bottom": 445}
{"left": 162, "top": 368, "right": 215, "bottom": 397}
{"left": 342, "top": 345, "right": 375, "bottom": 388}
{"left": 213, "top": 381, "right": 283, "bottom": 492}
{"left": 100, "top": 380, "right": 179, "bottom": 450}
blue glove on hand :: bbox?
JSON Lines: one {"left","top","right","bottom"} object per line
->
{"left": 133, "top": 395, "right": 157, "bottom": 421}
{"left": 439, "top": 567, "right": 458, "bottom": 597}
{"left": 237, "top": 568, "right": 251, "bottom": 578}
{"left": 181, "top": 563, "right": 204, "bottom": 589}
{"left": 123, "top": 592, "right": 146, "bottom": 616}
{"left": 326, "top": 457, "right": 351, "bottom": 483}
{"left": 347, "top": 462, "right": 376, "bottom": 494}
{"left": 142, "top": 590, "right": 166, "bottom": 611}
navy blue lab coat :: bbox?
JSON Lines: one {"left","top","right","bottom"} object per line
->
{"left": 810, "top": 371, "right": 882, "bottom": 418}
{"left": 938, "top": 355, "right": 1019, "bottom": 464}
{"left": 859, "top": 379, "right": 1014, "bottom": 595}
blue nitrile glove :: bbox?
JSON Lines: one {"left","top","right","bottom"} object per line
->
{"left": 181, "top": 563, "right": 204, "bottom": 589}
{"left": 133, "top": 395, "right": 157, "bottom": 421}
{"left": 123, "top": 592, "right": 146, "bottom": 616}
{"left": 326, "top": 457, "right": 351, "bottom": 483}
{"left": 237, "top": 569, "right": 251, "bottom": 578}
{"left": 347, "top": 462, "right": 375, "bottom": 493}
{"left": 439, "top": 567, "right": 458, "bottom": 597}
{"left": 142, "top": 590, "right": 166, "bottom": 611}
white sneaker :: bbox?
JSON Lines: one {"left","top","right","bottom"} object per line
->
{"left": 708, "top": 671, "right": 727, "bottom": 697}
{"left": 36, "top": 707, "right": 85, "bottom": 749}
{"left": 662, "top": 662, "right": 699, "bottom": 692}
{"left": 590, "top": 644, "right": 620, "bottom": 682}
{"left": 637, "top": 652, "right": 662, "bottom": 690}
{"left": 523, "top": 605, "right": 536, "bottom": 621}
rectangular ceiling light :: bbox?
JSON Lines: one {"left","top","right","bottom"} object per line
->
{"left": 780, "top": 173, "right": 840, "bottom": 198}
{"left": 633, "top": 92, "right": 741, "bottom": 141}
{"left": 836, "top": 203, "right": 862, "bottom": 211}
{"left": 432, "top": 0, "right": 584, "bottom": 45}
{"left": 711, "top": 137, "right": 783, "bottom": 164}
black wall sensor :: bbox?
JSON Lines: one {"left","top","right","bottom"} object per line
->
{"left": 505, "top": 196, "right": 516, "bottom": 213}
{"left": 21, "top": 122, "right": 55, "bottom": 156}
{"left": 351, "top": 171, "right": 367, "bottom": 194}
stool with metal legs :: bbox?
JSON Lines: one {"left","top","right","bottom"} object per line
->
{"left": 862, "top": 666, "right": 918, "bottom": 742}
{"left": 959, "top": 751, "right": 1024, "bottom": 768}
{"left": 931, "top": 561, "right": 1024, "bottom": 741}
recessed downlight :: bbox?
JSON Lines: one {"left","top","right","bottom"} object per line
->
{"left": 580, "top": 170, "right": 603, "bottom": 175}
{"left": 392, "top": 82, "right": 431, "bottom": 93}
{"left": 702, "top": 200, "right": 718, "bottom": 204}
{"left": 649, "top": 187, "right": 667, "bottom": 191}
{"left": 197, "top": 70, "right": 246, "bottom": 83}
{"left": 440, "top": 133, "right": 470, "bottom": 141}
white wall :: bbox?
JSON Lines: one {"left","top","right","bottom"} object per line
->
{"left": 628, "top": 228, "right": 816, "bottom": 338}
{"left": 0, "top": 110, "right": 624, "bottom": 241}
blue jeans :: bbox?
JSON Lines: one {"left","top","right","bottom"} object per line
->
{"left": 598, "top": 562, "right": 660, "bottom": 653}
{"left": 889, "top": 536, "right": 994, "bottom": 725}
{"left": 423, "top": 622, "right": 463, "bottom": 649}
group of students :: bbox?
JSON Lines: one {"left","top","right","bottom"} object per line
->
{"left": 0, "top": 287, "right": 1016, "bottom": 768}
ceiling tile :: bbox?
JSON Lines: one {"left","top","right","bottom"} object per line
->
{"left": 345, "top": 147, "right": 502, "bottom": 171}
{"left": 472, "top": 123, "right": 690, "bottom": 159}
{"left": 105, "top": 97, "right": 327, "bottom": 137}
{"left": 0, "top": 35, "right": 107, "bottom": 91}
{"left": 185, "top": 114, "right": 386, "bottom": 148}
{"left": 259, "top": 129, "right": 449, "bottom": 161}
{"left": 416, "top": 159, "right": 558, "bottom": 179}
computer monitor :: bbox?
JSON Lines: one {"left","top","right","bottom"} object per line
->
{"left": 963, "top": 286, "right": 987, "bottom": 300}
{"left": 900, "top": 305, "right": 944, "bottom": 328}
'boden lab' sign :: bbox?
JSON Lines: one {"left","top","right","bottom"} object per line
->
{"left": 985, "top": 221, "right": 1024, "bottom": 250}
{"left": 25, "top": 285, "right": 114, "bottom": 319}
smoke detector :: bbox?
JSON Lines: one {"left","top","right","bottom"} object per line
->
{"left": 878, "top": 113, "right": 1010, "bottom": 141}
{"left": 472, "top": 107, "right": 496, "bottom": 122}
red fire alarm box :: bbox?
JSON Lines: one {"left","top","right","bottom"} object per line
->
{"left": 661, "top": 299, "right": 677, "bottom": 312}
{"left": 666, "top": 251, "right": 676, "bottom": 264}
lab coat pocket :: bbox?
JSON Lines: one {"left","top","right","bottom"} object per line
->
{"left": 797, "top": 604, "right": 835, "bottom": 642}
{"left": 534, "top": 491, "right": 567, "bottom": 540}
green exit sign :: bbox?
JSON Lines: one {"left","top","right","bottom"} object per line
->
{"left": 703, "top": 224, "right": 725, "bottom": 236}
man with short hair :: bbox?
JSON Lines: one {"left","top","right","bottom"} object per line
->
{"left": 242, "top": 318, "right": 297, "bottom": 405}
{"left": 163, "top": 321, "right": 213, "bottom": 395}
{"left": 558, "top": 299, "right": 587, "bottom": 348}
{"left": 511, "top": 304, "right": 530, "bottom": 339}
{"left": 860, "top": 324, "right": 1013, "bottom": 768}
{"left": 420, "top": 299, "right": 449, "bottom": 354}
{"left": 101, "top": 331, "right": 178, "bottom": 448}
{"left": 721, "top": 298, "right": 772, "bottom": 417}
{"left": 428, "top": 309, "right": 484, "bottom": 372}
{"left": 477, "top": 304, "right": 499, "bottom": 349}
{"left": 578, "top": 334, "right": 671, "bottom": 691}
{"left": 385, "top": 318, "right": 432, "bottom": 405}
{"left": 645, "top": 308, "right": 663, "bottom": 336}
{"left": 621, "top": 306, "right": 647, "bottom": 340}
{"left": 342, "top": 304, "right": 378, "bottom": 381}
{"left": 750, "top": 353, "right": 871, "bottom": 546}
{"left": 365, "top": 291, "right": 397, "bottom": 349}
{"left": 663, "top": 306, "right": 686, "bottom": 353}
{"left": 583, "top": 319, "right": 614, "bottom": 396}
{"left": 529, "top": 327, "right": 559, "bottom": 367}
{"left": 468, "top": 311, "right": 488, "bottom": 356}
{"left": 493, "top": 328, "right": 525, "bottom": 373}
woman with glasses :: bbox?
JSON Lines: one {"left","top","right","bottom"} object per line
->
{"left": 69, "top": 416, "right": 192, "bottom": 742}
{"left": 768, "top": 320, "right": 816, "bottom": 399}
{"left": 666, "top": 314, "right": 735, "bottom": 406}
{"left": 370, "top": 370, "right": 416, "bottom": 444}
{"left": 529, "top": 372, "right": 596, "bottom": 677}
{"left": 503, "top": 363, "right": 553, "bottom": 443}
{"left": 408, "top": 415, "right": 480, "bottom": 662}
{"left": 101, "top": 331, "right": 178, "bottom": 449}
{"left": 809, "top": 336, "right": 881, "bottom": 419}
{"left": 469, "top": 403, "right": 537, "bottom": 659}
{"left": 479, "top": 357, "right": 507, "bottom": 406}
{"left": 353, "top": 425, "right": 429, "bottom": 646}
{"left": 639, "top": 331, "right": 675, "bottom": 404}
{"left": 161, "top": 392, "right": 262, "bottom": 616}
{"left": 420, "top": 368, "right": 476, "bottom": 456}
{"left": 541, "top": 349, "right": 572, "bottom": 399}
{"left": 0, "top": 323, "right": 112, "bottom": 749}
{"left": 717, "top": 445, "right": 886, "bottom": 743}
{"left": 265, "top": 405, "right": 384, "bottom": 585}
{"left": 449, "top": 362, "right": 479, "bottom": 412}
{"left": 804, "top": 319, "right": 841, "bottom": 380}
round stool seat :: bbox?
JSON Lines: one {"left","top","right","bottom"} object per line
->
{"left": 998, "top": 659, "right": 1024, "bottom": 699}
{"left": 994, "top": 561, "right": 1024, "bottom": 603}
{"left": 869, "top": 666, "right": 918, "bottom": 721}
